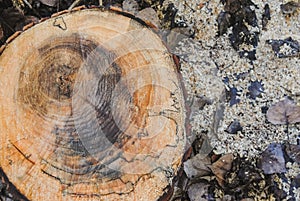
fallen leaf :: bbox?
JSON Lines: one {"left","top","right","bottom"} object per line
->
{"left": 187, "top": 183, "right": 210, "bottom": 201}
{"left": 266, "top": 97, "right": 300, "bottom": 125}
{"left": 285, "top": 144, "right": 300, "bottom": 164}
{"left": 210, "top": 153, "right": 234, "bottom": 186}
{"left": 183, "top": 153, "right": 211, "bottom": 179}
{"left": 247, "top": 80, "right": 264, "bottom": 99}
{"left": 258, "top": 143, "right": 286, "bottom": 174}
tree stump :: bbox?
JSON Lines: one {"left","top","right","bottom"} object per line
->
{"left": 0, "top": 8, "right": 187, "bottom": 201}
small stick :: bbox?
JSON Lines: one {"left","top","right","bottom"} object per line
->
{"left": 22, "top": 0, "right": 32, "bottom": 9}
{"left": 285, "top": 111, "right": 291, "bottom": 151}
{"left": 68, "top": 0, "right": 82, "bottom": 10}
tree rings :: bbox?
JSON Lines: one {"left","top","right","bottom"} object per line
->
{"left": 0, "top": 8, "right": 186, "bottom": 201}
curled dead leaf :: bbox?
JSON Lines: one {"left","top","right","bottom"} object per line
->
{"left": 183, "top": 153, "right": 211, "bottom": 179}
{"left": 266, "top": 97, "right": 300, "bottom": 125}
{"left": 187, "top": 183, "right": 210, "bottom": 201}
{"left": 258, "top": 143, "right": 286, "bottom": 174}
{"left": 210, "top": 154, "right": 234, "bottom": 187}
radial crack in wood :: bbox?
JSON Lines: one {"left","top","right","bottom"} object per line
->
{"left": 0, "top": 8, "right": 186, "bottom": 201}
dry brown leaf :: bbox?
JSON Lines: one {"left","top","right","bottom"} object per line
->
{"left": 266, "top": 97, "right": 300, "bottom": 125}
{"left": 210, "top": 153, "right": 234, "bottom": 187}
{"left": 183, "top": 153, "right": 211, "bottom": 179}
{"left": 258, "top": 143, "right": 286, "bottom": 174}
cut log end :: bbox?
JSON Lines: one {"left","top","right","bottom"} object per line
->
{"left": 0, "top": 8, "right": 186, "bottom": 201}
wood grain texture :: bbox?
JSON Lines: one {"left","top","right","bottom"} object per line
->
{"left": 0, "top": 8, "right": 186, "bottom": 201}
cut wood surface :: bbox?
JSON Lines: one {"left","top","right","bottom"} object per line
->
{"left": 0, "top": 8, "right": 186, "bottom": 201}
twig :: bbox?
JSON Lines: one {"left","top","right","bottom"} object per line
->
{"left": 22, "top": 0, "right": 32, "bottom": 9}
{"left": 285, "top": 112, "right": 291, "bottom": 151}
{"left": 68, "top": 0, "right": 82, "bottom": 10}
